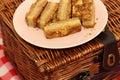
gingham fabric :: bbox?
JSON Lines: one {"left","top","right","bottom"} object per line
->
{"left": 0, "top": 30, "right": 21, "bottom": 80}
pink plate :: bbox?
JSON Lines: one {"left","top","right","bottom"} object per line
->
{"left": 13, "top": 0, "right": 108, "bottom": 49}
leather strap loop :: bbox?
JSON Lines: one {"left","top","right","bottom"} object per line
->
{"left": 96, "top": 26, "right": 119, "bottom": 71}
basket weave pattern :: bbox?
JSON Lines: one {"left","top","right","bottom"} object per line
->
{"left": 0, "top": 0, "right": 120, "bottom": 80}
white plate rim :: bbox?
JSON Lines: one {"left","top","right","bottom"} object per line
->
{"left": 13, "top": 0, "right": 108, "bottom": 49}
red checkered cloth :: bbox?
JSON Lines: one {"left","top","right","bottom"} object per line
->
{"left": 0, "top": 29, "right": 120, "bottom": 80}
{"left": 0, "top": 31, "right": 21, "bottom": 80}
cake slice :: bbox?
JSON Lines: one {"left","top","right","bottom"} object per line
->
{"left": 37, "top": 2, "right": 59, "bottom": 29}
{"left": 43, "top": 18, "right": 81, "bottom": 39}
{"left": 25, "top": 0, "right": 47, "bottom": 27}
{"left": 72, "top": 0, "right": 83, "bottom": 17}
{"left": 81, "top": 0, "right": 95, "bottom": 28}
{"left": 57, "top": 0, "right": 71, "bottom": 21}
{"left": 83, "top": 0, "right": 93, "bottom": 3}
{"left": 72, "top": 0, "right": 95, "bottom": 28}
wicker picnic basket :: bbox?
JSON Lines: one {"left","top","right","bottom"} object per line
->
{"left": 0, "top": 0, "right": 120, "bottom": 80}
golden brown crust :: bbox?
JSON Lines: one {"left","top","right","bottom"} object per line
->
{"left": 43, "top": 18, "right": 81, "bottom": 39}
{"left": 72, "top": 0, "right": 83, "bottom": 17}
{"left": 37, "top": 2, "right": 59, "bottom": 29}
{"left": 81, "top": 0, "right": 95, "bottom": 28}
{"left": 25, "top": 0, "right": 47, "bottom": 27}
{"left": 83, "top": 0, "right": 93, "bottom": 3}
{"left": 72, "top": 0, "right": 95, "bottom": 28}
{"left": 57, "top": 0, "right": 71, "bottom": 21}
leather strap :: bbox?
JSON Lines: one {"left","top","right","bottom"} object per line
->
{"left": 96, "top": 26, "right": 119, "bottom": 71}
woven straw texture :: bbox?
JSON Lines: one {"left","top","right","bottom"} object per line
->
{"left": 0, "top": 0, "right": 120, "bottom": 80}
